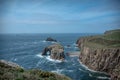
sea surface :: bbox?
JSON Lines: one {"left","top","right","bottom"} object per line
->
{"left": 0, "top": 33, "right": 110, "bottom": 80}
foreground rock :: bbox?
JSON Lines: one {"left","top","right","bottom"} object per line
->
{"left": 46, "top": 37, "right": 57, "bottom": 42}
{"left": 76, "top": 29, "right": 120, "bottom": 80}
{"left": 0, "top": 60, "right": 71, "bottom": 80}
{"left": 42, "top": 43, "right": 65, "bottom": 61}
{"left": 0, "top": 60, "right": 20, "bottom": 68}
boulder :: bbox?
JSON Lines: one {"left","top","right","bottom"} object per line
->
{"left": 42, "top": 43, "right": 65, "bottom": 61}
{"left": 46, "top": 37, "right": 57, "bottom": 42}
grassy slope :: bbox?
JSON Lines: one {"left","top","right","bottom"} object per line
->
{"left": 0, "top": 61, "right": 71, "bottom": 80}
{"left": 84, "top": 29, "right": 120, "bottom": 48}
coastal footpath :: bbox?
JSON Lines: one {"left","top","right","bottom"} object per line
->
{"left": 77, "top": 29, "right": 120, "bottom": 80}
{"left": 0, "top": 60, "right": 71, "bottom": 80}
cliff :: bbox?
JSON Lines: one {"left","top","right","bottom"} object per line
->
{"left": 0, "top": 60, "right": 71, "bottom": 80}
{"left": 77, "top": 29, "right": 120, "bottom": 80}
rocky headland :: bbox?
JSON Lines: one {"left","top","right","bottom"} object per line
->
{"left": 0, "top": 60, "right": 71, "bottom": 80}
{"left": 42, "top": 43, "right": 65, "bottom": 61}
{"left": 76, "top": 29, "right": 120, "bottom": 80}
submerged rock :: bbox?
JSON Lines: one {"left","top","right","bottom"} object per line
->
{"left": 46, "top": 37, "right": 57, "bottom": 42}
{"left": 67, "top": 45, "right": 71, "bottom": 48}
{"left": 42, "top": 43, "right": 65, "bottom": 61}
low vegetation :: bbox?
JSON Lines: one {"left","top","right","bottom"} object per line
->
{"left": 83, "top": 29, "right": 120, "bottom": 48}
{"left": 0, "top": 60, "right": 71, "bottom": 80}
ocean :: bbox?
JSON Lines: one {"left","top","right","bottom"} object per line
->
{"left": 0, "top": 33, "right": 110, "bottom": 80}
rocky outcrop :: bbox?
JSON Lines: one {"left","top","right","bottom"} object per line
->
{"left": 42, "top": 43, "right": 65, "bottom": 61}
{"left": 46, "top": 37, "right": 57, "bottom": 42}
{"left": 77, "top": 29, "right": 120, "bottom": 80}
{"left": 0, "top": 60, "right": 21, "bottom": 68}
{"left": 0, "top": 60, "right": 71, "bottom": 80}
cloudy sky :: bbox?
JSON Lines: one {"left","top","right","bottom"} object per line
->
{"left": 0, "top": 0, "right": 120, "bottom": 33}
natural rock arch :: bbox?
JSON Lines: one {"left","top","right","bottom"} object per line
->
{"left": 42, "top": 44, "right": 65, "bottom": 61}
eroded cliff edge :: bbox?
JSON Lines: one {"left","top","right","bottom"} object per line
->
{"left": 77, "top": 29, "right": 120, "bottom": 80}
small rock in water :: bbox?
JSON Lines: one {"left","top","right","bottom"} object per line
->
{"left": 46, "top": 37, "right": 57, "bottom": 42}
{"left": 67, "top": 45, "right": 71, "bottom": 48}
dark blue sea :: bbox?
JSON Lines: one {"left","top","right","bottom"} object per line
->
{"left": 0, "top": 33, "right": 110, "bottom": 80}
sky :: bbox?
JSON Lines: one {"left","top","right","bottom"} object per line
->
{"left": 0, "top": 0, "right": 120, "bottom": 33}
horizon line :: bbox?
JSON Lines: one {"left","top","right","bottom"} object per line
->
{"left": 0, "top": 32, "right": 103, "bottom": 34}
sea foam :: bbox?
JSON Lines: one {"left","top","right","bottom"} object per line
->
{"left": 96, "top": 76, "right": 111, "bottom": 80}
{"left": 51, "top": 69, "right": 64, "bottom": 74}
{"left": 78, "top": 59, "right": 111, "bottom": 79}
{"left": 36, "top": 53, "right": 44, "bottom": 58}
{"left": 42, "top": 40, "right": 47, "bottom": 43}
{"left": 36, "top": 54, "right": 62, "bottom": 63}
{"left": 46, "top": 56, "right": 62, "bottom": 63}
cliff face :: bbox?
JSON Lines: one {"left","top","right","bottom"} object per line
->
{"left": 77, "top": 29, "right": 120, "bottom": 80}
{"left": 79, "top": 46, "right": 120, "bottom": 79}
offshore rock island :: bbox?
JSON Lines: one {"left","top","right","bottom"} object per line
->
{"left": 77, "top": 29, "right": 120, "bottom": 80}
{"left": 46, "top": 37, "right": 57, "bottom": 42}
{"left": 42, "top": 43, "right": 65, "bottom": 61}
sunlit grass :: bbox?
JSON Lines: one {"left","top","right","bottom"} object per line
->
{"left": 82, "top": 29, "right": 120, "bottom": 48}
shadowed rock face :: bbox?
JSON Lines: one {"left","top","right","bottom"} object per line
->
{"left": 79, "top": 46, "right": 120, "bottom": 80}
{"left": 42, "top": 44, "right": 65, "bottom": 61}
{"left": 77, "top": 29, "right": 120, "bottom": 80}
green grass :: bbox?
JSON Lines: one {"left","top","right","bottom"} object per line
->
{"left": 103, "top": 31, "right": 120, "bottom": 41}
{"left": 82, "top": 29, "right": 120, "bottom": 48}
{"left": 0, "top": 61, "right": 71, "bottom": 80}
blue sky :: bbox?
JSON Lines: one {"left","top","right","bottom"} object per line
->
{"left": 0, "top": 0, "right": 120, "bottom": 33}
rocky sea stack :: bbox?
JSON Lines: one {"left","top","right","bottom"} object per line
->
{"left": 77, "top": 29, "right": 120, "bottom": 80}
{"left": 0, "top": 60, "right": 71, "bottom": 80}
{"left": 46, "top": 37, "right": 57, "bottom": 42}
{"left": 42, "top": 43, "right": 65, "bottom": 61}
